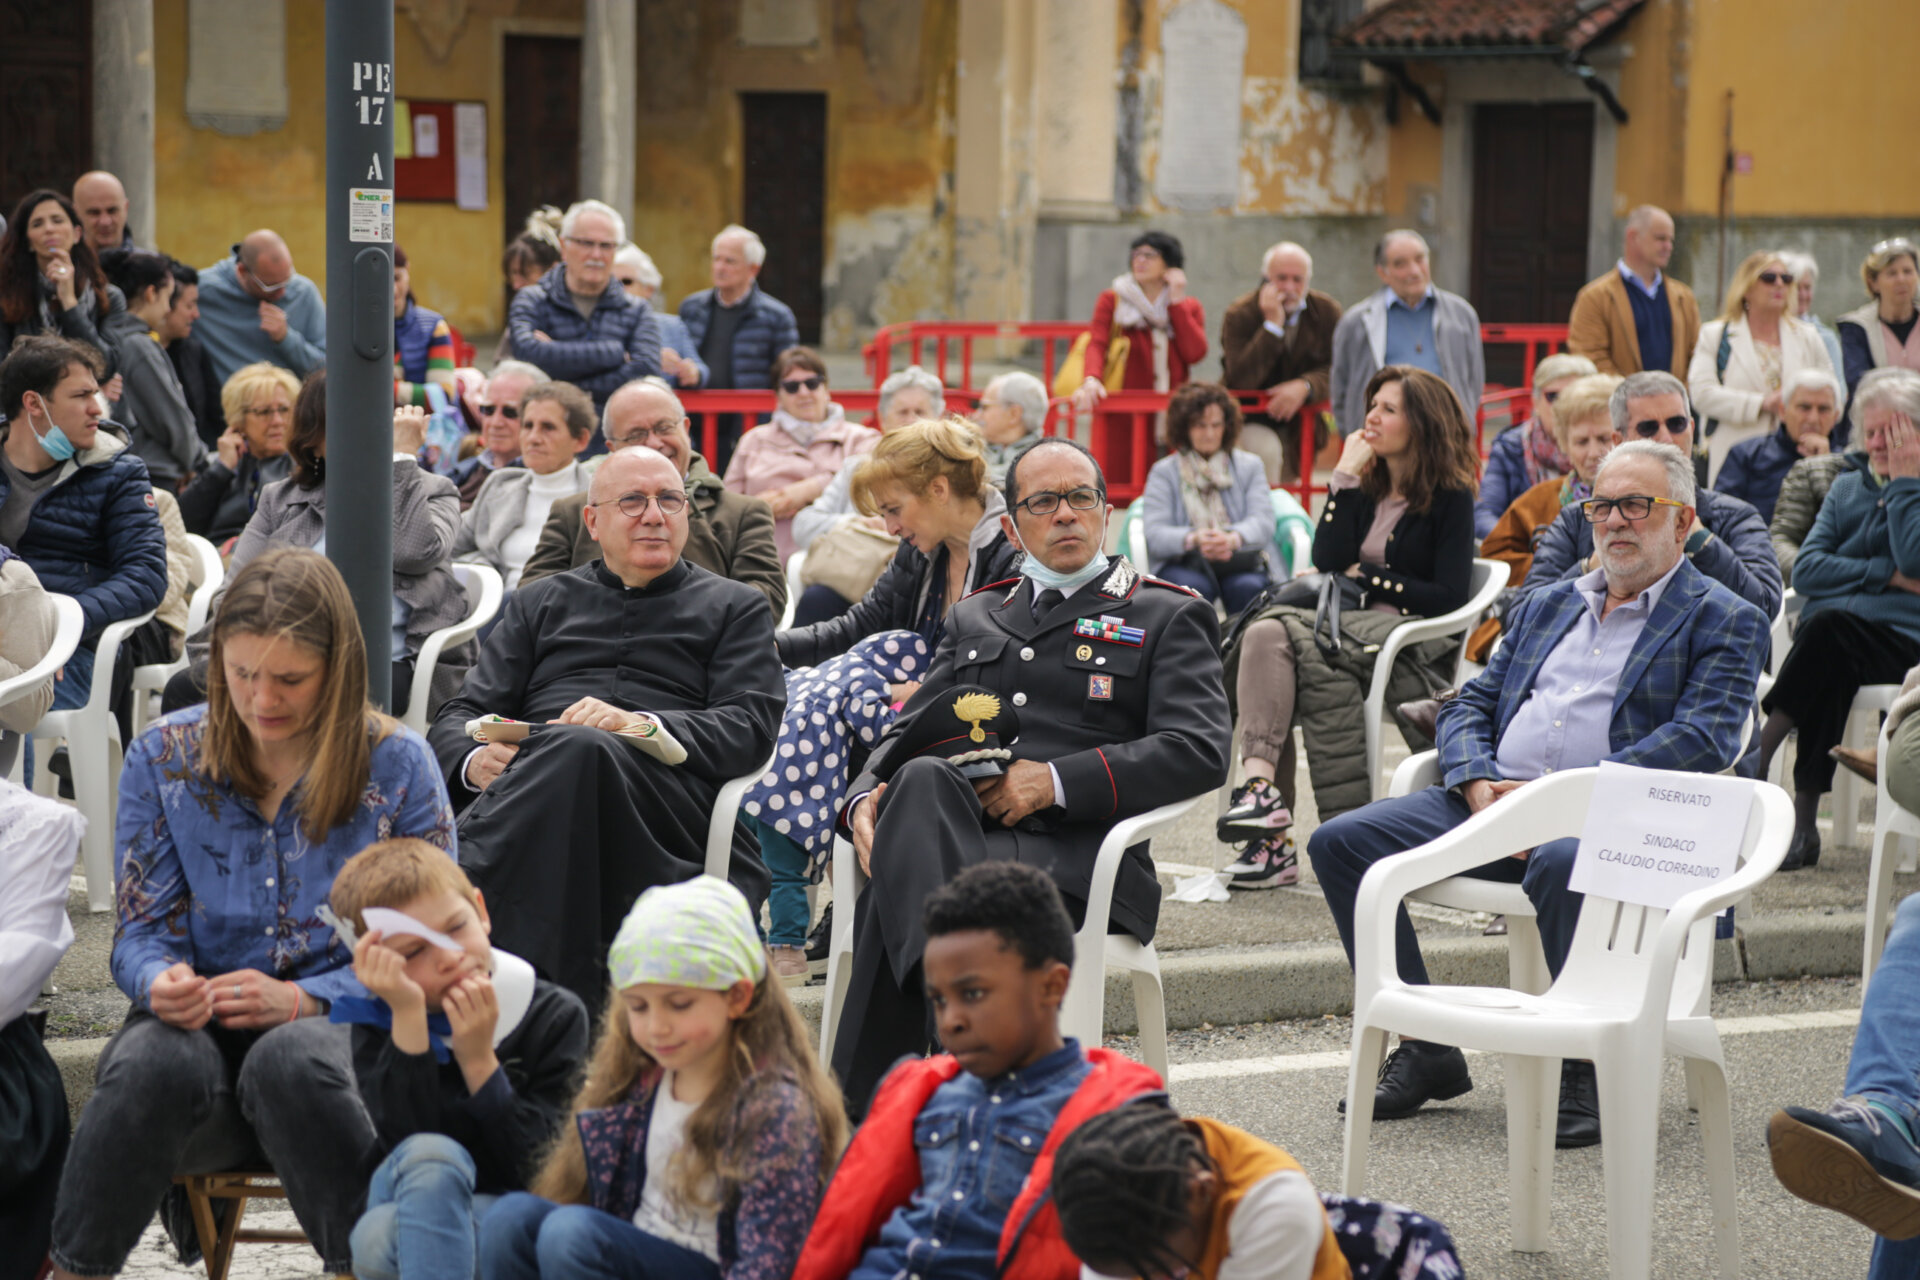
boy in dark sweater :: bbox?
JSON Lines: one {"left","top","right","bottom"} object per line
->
{"left": 327, "top": 838, "right": 588, "bottom": 1280}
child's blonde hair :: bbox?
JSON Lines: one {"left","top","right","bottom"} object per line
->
{"left": 530, "top": 971, "right": 849, "bottom": 1210}
{"left": 328, "top": 837, "right": 477, "bottom": 935}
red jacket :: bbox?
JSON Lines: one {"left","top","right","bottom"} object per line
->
{"left": 1086, "top": 289, "right": 1209, "bottom": 391}
{"left": 791, "top": 1048, "right": 1164, "bottom": 1280}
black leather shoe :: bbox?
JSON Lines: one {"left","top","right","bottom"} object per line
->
{"left": 1339, "top": 1043, "right": 1473, "bottom": 1119}
{"left": 1781, "top": 825, "right": 1822, "bottom": 872}
{"left": 1557, "top": 1060, "right": 1601, "bottom": 1148}
{"left": 804, "top": 903, "right": 833, "bottom": 975}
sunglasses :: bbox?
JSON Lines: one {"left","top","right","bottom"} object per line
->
{"left": 1629, "top": 415, "right": 1692, "bottom": 439}
{"left": 1756, "top": 271, "right": 1795, "bottom": 286}
{"left": 1873, "top": 237, "right": 1917, "bottom": 256}
{"left": 780, "top": 376, "right": 824, "bottom": 395}
{"left": 1541, "top": 390, "right": 1560, "bottom": 405}
{"left": 478, "top": 403, "right": 521, "bottom": 420}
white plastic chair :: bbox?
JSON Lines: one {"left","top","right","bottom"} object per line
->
{"left": 1864, "top": 711, "right": 1920, "bottom": 992}
{"left": 30, "top": 607, "right": 158, "bottom": 912}
{"left": 819, "top": 795, "right": 1201, "bottom": 1082}
{"left": 1362, "top": 558, "right": 1509, "bottom": 801}
{"left": 129, "top": 534, "right": 224, "bottom": 739}
{"left": 1342, "top": 768, "right": 1792, "bottom": 1278}
{"left": 0, "top": 594, "right": 84, "bottom": 782}
{"left": 779, "top": 550, "right": 806, "bottom": 630}
{"left": 1832, "top": 683, "right": 1900, "bottom": 851}
{"left": 400, "top": 563, "right": 502, "bottom": 735}
{"left": 705, "top": 750, "right": 777, "bottom": 880}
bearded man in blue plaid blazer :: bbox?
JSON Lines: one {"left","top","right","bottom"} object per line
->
{"left": 1307, "top": 440, "right": 1768, "bottom": 1144}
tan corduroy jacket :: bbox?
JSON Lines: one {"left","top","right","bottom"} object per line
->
{"left": 1567, "top": 268, "right": 1702, "bottom": 377}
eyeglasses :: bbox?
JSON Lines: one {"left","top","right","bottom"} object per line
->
{"left": 1757, "top": 271, "right": 1795, "bottom": 286}
{"left": 478, "top": 403, "right": 521, "bottom": 421}
{"left": 594, "top": 491, "right": 688, "bottom": 518}
{"left": 1015, "top": 486, "right": 1104, "bottom": 516}
{"left": 608, "top": 418, "right": 686, "bottom": 448}
{"left": 1629, "top": 415, "right": 1692, "bottom": 439}
{"left": 1579, "top": 494, "right": 1687, "bottom": 524}
{"left": 780, "top": 376, "right": 824, "bottom": 395}
{"left": 245, "top": 404, "right": 291, "bottom": 419}
{"left": 565, "top": 236, "right": 619, "bottom": 254}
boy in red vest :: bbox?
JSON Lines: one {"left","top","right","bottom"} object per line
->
{"left": 792, "top": 862, "right": 1161, "bottom": 1280}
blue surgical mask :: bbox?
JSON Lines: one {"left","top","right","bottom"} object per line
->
{"left": 26, "top": 403, "right": 75, "bottom": 463}
{"left": 1020, "top": 548, "right": 1110, "bottom": 595}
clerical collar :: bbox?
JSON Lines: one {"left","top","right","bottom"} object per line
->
{"left": 590, "top": 557, "right": 692, "bottom": 594}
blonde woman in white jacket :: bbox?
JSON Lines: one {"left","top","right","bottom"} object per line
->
{"left": 1690, "top": 249, "right": 1837, "bottom": 484}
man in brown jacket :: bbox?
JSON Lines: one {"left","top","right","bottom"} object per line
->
{"left": 1219, "top": 241, "right": 1342, "bottom": 483}
{"left": 517, "top": 378, "right": 787, "bottom": 616}
{"left": 1567, "top": 205, "right": 1701, "bottom": 378}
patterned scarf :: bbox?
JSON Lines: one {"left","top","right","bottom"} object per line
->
{"left": 1175, "top": 448, "right": 1236, "bottom": 533}
{"left": 1559, "top": 472, "right": 1594, "bottom": 507}
{"left": 1522, "top": 416, "right": 1573, "bottom": 488}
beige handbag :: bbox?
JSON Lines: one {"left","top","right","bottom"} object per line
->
{"left": 799, "top": 519, "right": 900, "bottom": 602}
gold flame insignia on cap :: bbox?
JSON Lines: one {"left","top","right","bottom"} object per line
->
{"left": 953, "top": 691, "right": 1002, "bottom": 744}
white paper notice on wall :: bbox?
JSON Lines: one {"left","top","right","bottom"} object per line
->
{"left": 413, "top": 112, "right": 440, "bottom": 158}
{"left": 1156, "top": 0, "right": 1247, "bottom": 211}
{"left": 1566, "top": 763, "right": 1755, "bottom": 911}
{"left": 454, "top": 102, "right": 488, "bottom": 211}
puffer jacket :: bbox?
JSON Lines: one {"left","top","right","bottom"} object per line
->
{"left": 507, "top": 265, "right": 661, "bottom": 409}
{"left": 677, "top": 284, "right": 800, "bottom": 391}
{"left": 1770, "top": 451, "right": 1857, "bottom": 586}
{"left": 0, "top": 420, "right": 167, "bottom": 643}
{"left": 775, "top": 490, "right": 1018, "bottom": 669}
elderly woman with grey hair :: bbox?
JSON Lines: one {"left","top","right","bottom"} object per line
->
{"left": 613, "top": 242, "right": 707, "bottom": 390}
{"left": 1472, "top": 352, "right": 1599, "bottom": 539}
{"left": 787, "top": 364, "right": 945, "bottom": 625}
{"left": 975, "top": 370, "right": 1048, "bottom": 485}
{"left": 1779, "top": 251, "right": 1847, "bottom": 403}
{"left": 1760, "top": 367, "right": 1920, "bottom": 871}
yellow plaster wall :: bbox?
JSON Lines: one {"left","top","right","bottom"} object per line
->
{"left": 629, "top": 1, "right": 959, "bottom": 349}
{"left": 152, "top": 0, "right": 578, "bottom": 335}
{"left": 1682, "top": 0, "right": 1920, "bottom": 216}
{"left": 1608, "top": 0, "right": 1688, "bottom": 216}
{"left": 1382, "top": 66, "right": 1444, "bottom": 222}
{"left": 1130, "top": 0, "right": 1387, "bottom": 216}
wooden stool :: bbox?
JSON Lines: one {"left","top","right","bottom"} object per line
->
{"left": 171, "top": 1170, "right": 309, "bottom": 1280}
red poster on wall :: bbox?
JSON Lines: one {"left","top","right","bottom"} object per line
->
{"left": 396, "top": 100, "right": 458, "bottom": 202}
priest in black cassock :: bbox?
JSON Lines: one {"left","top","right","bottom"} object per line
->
{"left": 428, "top": 446, "right": 784, "bottom": 1011}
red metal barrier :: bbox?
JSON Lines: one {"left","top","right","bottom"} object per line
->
{"left": 864, "top": 322, "right": 1089, "bottom": 392}
{"left": 1032, "top": 391, "right": 1332, "bottom": 507}
{"left": 1474, "top": 386, "right": 1535, "bottom": 457}
{"left": 1479, "top": 323, "right": 1570, "bottom": 389}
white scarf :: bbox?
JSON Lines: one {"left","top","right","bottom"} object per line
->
{"left": 1111, "top": 274, "right": 1173, "bottom": 392}
{"left": 772, "top": 403, "right": 844, "bottom": 449}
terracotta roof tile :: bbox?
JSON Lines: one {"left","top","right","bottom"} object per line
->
{"left": 1338, "top": 0, "right": 1642, "bottom": 54}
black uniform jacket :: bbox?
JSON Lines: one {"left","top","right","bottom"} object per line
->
{"left": 849, "top": 557, "right": 1231, "bottom": 942}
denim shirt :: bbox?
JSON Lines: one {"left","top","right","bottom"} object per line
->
{"left": 112, "top": 704, "right": 457, "bottom": 1008}
{"left": 849, "top": 1040, "right": 1091, "bottom": 1280}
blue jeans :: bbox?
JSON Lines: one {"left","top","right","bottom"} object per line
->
{"left": 752, "top": 817, "right": 812, "bottom": 947}
{"left": 351, "top": 1134, "right": 499, "bottom": 1280}
{"left": 1848, "top": 895, "right": 1920, "bottom": 1278}
{"left": 1155, "top": 562, "right": 1269, "bottom": 616}
{"left": 477, "top": 1193, "right": 723, "bottom": 1280}
{"left": 1306, "top": 785, "right": 1583, "bottom": 986}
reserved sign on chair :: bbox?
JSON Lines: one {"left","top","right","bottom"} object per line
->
{"left": 1567, "top": 762, "right": 1756, "bottom": 910}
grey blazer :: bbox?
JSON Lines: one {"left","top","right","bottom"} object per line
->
{"left": 218, "top": 457, "right": 469, "bottom": 654}
{"left": 1329, "top": 286, "right": 1485, "bottom": 437}
{"left": 455, "top": 463, "right": 591, "bottom": 577}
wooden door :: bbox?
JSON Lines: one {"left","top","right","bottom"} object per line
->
{"left": 1471, "top": 102, "right": 1592, "bottom": 382}
{"left": 0, "top": 0, "right": 91, "bottom": 211}
{"left": 740, "top": 92, "right": 827, "bottom": 344}
{"left": 501, "top": 35, "right": 581, "bottom": 253}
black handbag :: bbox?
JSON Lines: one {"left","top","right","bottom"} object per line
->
{"left": 1311, "top": 571, "right": 1366, "bottom": 659}
{"left": 1221, "top": 571, "right": 1365, "bottom": 658}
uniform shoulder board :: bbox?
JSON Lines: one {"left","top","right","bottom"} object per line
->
{"left": 963, "top": 577, "right": 1022, "bottom": 600}
{"left": 1141, "top": 573, "right": 1204, "bottom": 599}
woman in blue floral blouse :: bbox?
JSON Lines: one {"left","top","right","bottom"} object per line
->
{"left": 48, "top": 548, "right": 457, "bottom": 1280}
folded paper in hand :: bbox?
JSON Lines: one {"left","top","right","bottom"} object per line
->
{"left": 465, "top": 713, "right": 688, "bottom": 766}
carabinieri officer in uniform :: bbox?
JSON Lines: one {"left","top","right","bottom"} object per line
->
{"left": 832, "top": 437, "right": 1230, "bottom": 1113}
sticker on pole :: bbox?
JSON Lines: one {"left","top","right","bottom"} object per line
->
{"left": 1566, "top": 762, "right": 1754, "bottom": 910}
{"left": 349, "top": 188, "right": 393, "bottom": 243}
